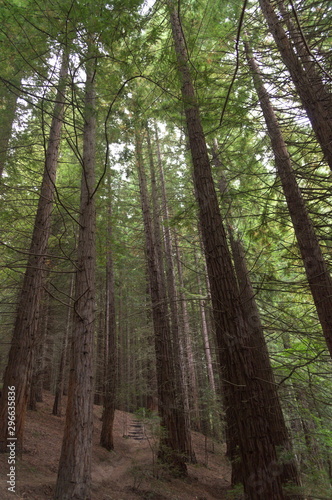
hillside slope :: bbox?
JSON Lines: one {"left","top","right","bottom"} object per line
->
{"left": 0, "top": 392, "right": 231, "bottom": 499}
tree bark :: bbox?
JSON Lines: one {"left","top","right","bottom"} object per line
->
{"left": 0, "top": 50, "right": 69, "bottom": 454}
{"left": 245, "top": 41, "right": 332, "bottom": 360}
{"left": 211, "top": 137, "right": 301, "bottom": 486}
{"left": 100, "top": 182, "right": 117, "bottom": 451}
{"left": 258, "top": 0, "right": 332, "bottom": 171}
{"left": 168, "top": 3, "right": 301, "bottom": 497}
{"left": 54, "top": 47, "right": 96, "bottom": 500}
{"left": 173, "top": 232, "right": 200, "bottom": 432}
{"left": 194, "top": 250, "right": 217, "bottom": 398}
{"left": 149, "top": 123, "right": 195, "bottom": 462}
{"left": 229, "top": 230, "right": 301, "bottom": 489}
{"left": 135, "top": 127, "right": 188, "bottom": 476}
{"left": 94, "top": 306, "right": 105, "bottom": 406}
{"left": 52, "top": 274, "right": 74, "bottom": 417}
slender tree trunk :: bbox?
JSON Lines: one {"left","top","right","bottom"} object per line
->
{"left": 258, "top": 0, "right": 332, "bottom": 171}
{"left": 174, "top": 233, "right": 200, "bottom": 431}
{"left": 148, "top": 124, "right": 195, "bottom": 462}
{"left": 0, "top": 50, "right": 69, "bottom": 454}
{"left": 245, "top": 42, "right": 332, "bottom": 359}
{"left": 94, "top": 306, "right": 105, "bottom": 406}
{"left": 54, "top": 48, "right": 96, "bottom": 500}
{"left": 52, "top": 274, "right": 74, "bottom": 417}
{"left": 0, "top": 80, "right": 20, "bottom": 181}
{"left": 34, "top": 293, "right": 51, "bottom": 403}
{"left": 194, "top": 251, "right": 217, "bottom": 398}
{"left": 135, "top": 128, "right": 187, "bottom": 476}
{"left": 100, "top": 186, "right": 117, "bottom": 451}
{"left": 168, "top": 3, "right": 301, "bottom": 497}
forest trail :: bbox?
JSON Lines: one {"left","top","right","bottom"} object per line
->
{"left": 0, "top": 392, "right": 231, "bottom": 499}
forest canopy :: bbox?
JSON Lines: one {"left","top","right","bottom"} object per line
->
{"left": 0, "top": 0, "right": 331, "bottom": 499}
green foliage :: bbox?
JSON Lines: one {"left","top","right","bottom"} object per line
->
{"left": 0, "top": 0, "right": 332, "bottom": 496}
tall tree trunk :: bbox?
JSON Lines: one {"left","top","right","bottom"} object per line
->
{"left": 148, "top": 123, "right": 195, "bottom": 462}
{"left": 0, "top": 79, "right": 20, "bottom": 181}
{"left": 0, "top": 50, "right": 69, "bottom": 454}
{"left": 54, "top": 47, "right": 96, "bottom": 500}
{"left": 229, "top": 229, "right": 301, "bottom": 488}
{"left": 94, "top": 305, "right": 105, "bottom": 406}
{"left": 168, "top": 3, "right": 301, "bottom": 497}
{"left": 34, "top": 293, "right": 51, "bottom": 403}
{"left": 245, "top": 41, "right": 332, "bottom": 359}
{"left": 135, "top": 128, "right": 187, "bottom": 476}
{"left": 100, "top": 184, "right": 117, "bottom": 451}
{"left": 258, "top": 0, "right": 332, "bottom": 171}
{"left": 173, "top": 233, "right": 200, "bottom": 431}
{"left": 52, "top": 274, "right": 74, "bottom": 417}
{"left": 211, "top": 138, "right": 300, "bottom": 485}
{"left": 29, "top": 279, "right": 50, "bottom": 410}
{"left": 194, "top": 250, "right": 217, "bottom": 398}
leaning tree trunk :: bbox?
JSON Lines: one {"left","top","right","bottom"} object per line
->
{"left": 211, "top": 138, "right": 301, "bottom": 487}
{"left": 135, "top": 127, "right": 188, "bottom": 477}
{"left": 100, "top": 183, "right": 117, "bottom": 451}
{"left": 54, "top": 48, "right": 96, "bottom": 500}
{"left": 168, "top": 2, "right": 301, "bottom": 497}
{"left": 258, "top": 0, "right": 332, "bottom": 172}
{"left": 230, "top": 230, "right": 301, "bottom": 488}
{"left": 0, "top": 50, "right": 69, "bottom": 454}
{"left": 245, "top": 41, "right": 332, "bottom": 359}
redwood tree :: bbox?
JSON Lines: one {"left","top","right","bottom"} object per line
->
{"left": 135, "top": 125, "right": 188, "bottom": 476}
{"left": 54, "top": 43, "right": 97, "bottom": 499}
{"left": 0, "top": 48, "right": 69, "bottom": 454}
{"left": 245, "top": 41, "right": 332, "bottom": 359}
{"left": 258, "top": 0, "right": 332, "bottom": 171}
{"left": 168, "top": 1, "right": 301, "bottom": 497}
{"left": 100, "top": 179, "right": 117, "bottom": 451}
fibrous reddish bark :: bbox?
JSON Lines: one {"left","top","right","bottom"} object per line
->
{"left": 136, "top": 127, "right": 188, "bottom": 476}
{"left": 0, "top": 50, "right": 69, "bottom": 454}
{"left": 168, "top": 2, "right": 301, "bottom": 497}
{"left": 54, "top": 47, "right": 96, "bottom": 500}
{"left": 100, "top": 183, "right": 117, "bottom": 451}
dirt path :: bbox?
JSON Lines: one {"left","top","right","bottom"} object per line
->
{"left": 0, "top": 392, "right": 231, "bottom": 499}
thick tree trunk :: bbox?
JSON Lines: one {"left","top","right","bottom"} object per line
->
{"left": 258, "top": 0, "right": 332, "bottom": 171}
{"left": 135, "top": 128, "right": 187, "bottom": 476}
{"left": 211, "top": 138, "right": 301, "bottom": 486}
{"left": 100, "top": 190, "right": 117, "bottom": 451}
{"left": 29, "top": 282, "right": 50, "bottom": 410}
{"left": 168, "top": 3, "right": 301, "bottom": 497}
{"left": 54, "top": 49, "right": 96, "bottom": 500}
{"left": 245, "top": 42, "right": 332, "bottom": 359}
{"left": 0, "top": 50, "right": 69, "bottom": 454}
{"left": 229, "top": 230, "right": 301, "bottom": 489}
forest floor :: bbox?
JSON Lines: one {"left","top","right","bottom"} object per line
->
{"left": 0, "top": 392, "right": 232, "bottom": 499}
